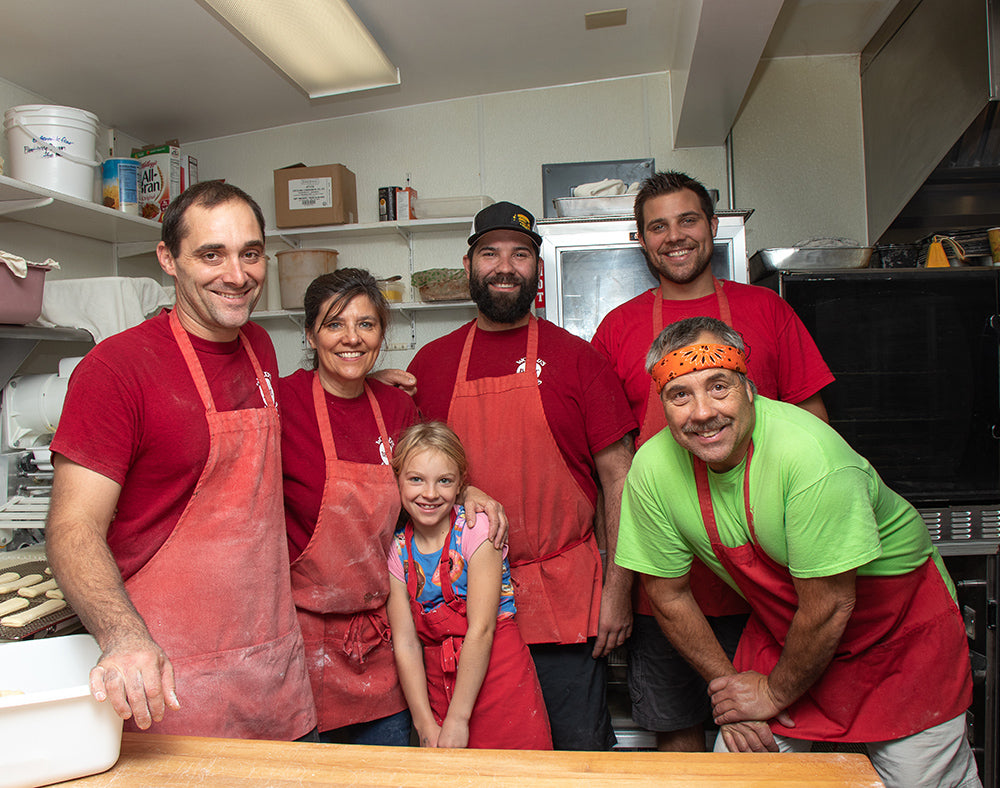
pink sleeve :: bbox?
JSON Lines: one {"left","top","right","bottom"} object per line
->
{"left": 461, "top": 510, "right": 508, "bottom": 561}
{"left": 387, "top": 534, "right": 405, "bottom": 582}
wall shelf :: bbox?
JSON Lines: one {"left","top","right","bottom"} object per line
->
{"left": 0, "top": 174, "right": 161, "bottom": 244}
{"left": 267, "top": 217, "right": 470, "bottom": 247}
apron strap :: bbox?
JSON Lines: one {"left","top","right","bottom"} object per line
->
{"left": 404, "top": 518, "right": 460, "bottom": 605}
{"left": 169, "top": 308, "right": 273, "bottom": 413}
{"left": 693, "top": 441, "right": 754, "bottom": 548}
{"left": 457, "top": 316, "right": 539, "bottom": 383}
{"left": 713, "top": 276, "right": 733, "bottom": 327}
{"left": 311, "top": 374, "right": 393, "bottom": 463}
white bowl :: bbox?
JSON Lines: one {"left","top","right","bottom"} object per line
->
{"left": 0, "top": 634, "right": 122, "bottom": 787}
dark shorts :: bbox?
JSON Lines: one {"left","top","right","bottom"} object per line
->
{"left": 319, "top": 709, "right": 413, "bottom": 746}
{"left": 529, "top": 639, "right": 616, "bottom": 750}
{"left": 626, "top": 613, "right": 747, "bottom": 732}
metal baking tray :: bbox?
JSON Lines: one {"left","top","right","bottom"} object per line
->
{"left": 0, "top": 560, "right": 76, "bottom": 640}
{"left": 749, "top": 247, "right": 872, "bottom": 282}
{"left": 552, "top": 195, "right": 636, "bottom": 217}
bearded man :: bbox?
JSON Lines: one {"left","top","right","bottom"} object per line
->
{"left": 407, "top": 201, "right": 637, "bottom": 750}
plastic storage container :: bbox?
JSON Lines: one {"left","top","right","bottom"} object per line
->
{"left": 411, "top": 195, "right": 493, "bottom": 220}
{"left": 275, "top": 248, "right": 338, "bottom": 311}
{"left": 0, "top": 264, "right": 50, "bottom": 324}
{"left": 3, "top": 105, "right": 101, "bottom": 202}
{"left": 0, "top": 634, "right": 123, "bottom": 787}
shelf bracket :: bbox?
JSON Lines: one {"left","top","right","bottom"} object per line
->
{"left": 0, "top": 197, "right": 54, "bottom": 217}
{"left": 274, "top": 234, "right": 302, "bottom": 250}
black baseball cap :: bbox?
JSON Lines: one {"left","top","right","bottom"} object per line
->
{"left": 467, "top": 201, "right": 542, "bottom": 250}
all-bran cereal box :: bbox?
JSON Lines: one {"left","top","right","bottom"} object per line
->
{"left": 133, "top": 142, "right": 181, "bottom": 222}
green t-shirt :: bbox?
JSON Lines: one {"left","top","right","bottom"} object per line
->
{"left": 617, "top": 396, "right": 953, "bottom": 596}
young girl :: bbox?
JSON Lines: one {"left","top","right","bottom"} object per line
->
{"left": 387, "top": 422, "right": 552, "bottom": 750}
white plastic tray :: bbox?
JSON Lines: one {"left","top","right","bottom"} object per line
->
{"left": 0, "top": 634, "right": 122, "bottom": 787}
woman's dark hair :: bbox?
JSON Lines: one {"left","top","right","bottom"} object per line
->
{"left": 303, "top": 268, "right": 391, "bottom": 369}
{"left": 161, "top": 180, "right": 266, "bottom": 258}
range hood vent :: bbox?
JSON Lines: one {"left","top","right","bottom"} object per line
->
{"left": 880, "top": 102, "right": 1000, "bottom": 244}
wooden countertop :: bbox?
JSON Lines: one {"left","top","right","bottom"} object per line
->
{"left": 66, "top": 732, "right": 885, "bottom": 786}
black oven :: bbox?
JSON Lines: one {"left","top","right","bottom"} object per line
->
{"left": 761, "top": 267, "right": 999, "bottom": 785}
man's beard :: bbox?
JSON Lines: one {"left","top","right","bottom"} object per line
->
{"left": 469, "top": 269, "right": 538, "bottom": 325}
{"left": 641, "top": 243, "right": 713, "bottom": 285}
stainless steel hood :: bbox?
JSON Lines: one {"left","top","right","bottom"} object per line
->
{"left": 862, "top": 0, "right": 997, "bottom": 245}
{"left": 878, "top": 102, "right": 1000, "bottom": 243}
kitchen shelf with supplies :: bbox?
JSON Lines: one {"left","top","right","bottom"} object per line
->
{"left": 267, "top": 216, "right": 471, "bottom": 246}
{"left": 264, "top": 216, "right": 477, "bottom": 350}
{"left": 0, "top": 174, "right": 161, "bottom": 250}
{"left": 254, "top": 299, "right": 477, "bottom": 351}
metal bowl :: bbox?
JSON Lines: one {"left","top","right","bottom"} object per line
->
{"left": 552, "top": 195, "right": 635, "bottom": 217}
{"left": 749, "top": 247, "right": 872, "bottom": 282}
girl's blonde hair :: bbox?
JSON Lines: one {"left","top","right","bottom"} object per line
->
{"left": 391, "top": 421, "right": 469, "bottom": 492}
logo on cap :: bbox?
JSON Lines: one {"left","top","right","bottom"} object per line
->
{"left": 514, "top": 213, "right": 532, "bottom": 232}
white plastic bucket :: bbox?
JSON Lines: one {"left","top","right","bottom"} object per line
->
{"left": 3, "top": 105, "right": 101, "bottom": 201}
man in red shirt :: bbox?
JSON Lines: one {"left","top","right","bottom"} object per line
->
{"left": 592, "top": 171, "right": 833, "bottom": 751}
{"left": 408, "top": 201, "right": 637, "bottom": 750}
{"left": 47, "top": 182, "right": 316, "bottom": 740}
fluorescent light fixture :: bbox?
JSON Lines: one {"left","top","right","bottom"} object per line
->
{"left": 200, "top": 0, "right": 400, "bottom": 98}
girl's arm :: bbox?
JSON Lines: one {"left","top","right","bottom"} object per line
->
{"left": 387, "top": 575, "right": 440, "bottom": 747}
{"left": 437, "top": 541, "right": 502, "bottom": 748}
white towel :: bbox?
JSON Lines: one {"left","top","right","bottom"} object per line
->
{"left": 0, "top": 251, "right": 59, "bottom": 278}
{"left": 37, "top": 277, "right": 175, "bottom": 343}
{"left": 572, "top": 179, "right": 627, "bottom": 197}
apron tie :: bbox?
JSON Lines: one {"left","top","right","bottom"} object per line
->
{"left": 439, "top": 635, "right": 463, "bottom": 674}
{"left": 341, "top": 610, "right": 391, "bottom": 664}
{"left": 509, "top": 532, "right": 591, "bottom": 568}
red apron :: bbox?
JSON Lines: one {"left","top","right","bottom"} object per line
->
{"left": 694, "top": 443, "right": 973, "bottom": 741}
{"left": 123, "top": 309, "right": 316, "bottom": 739}
{"left": 403, "top": 521, "right": 552, "bottom": 749}
{"left": 289, "top": 374, "right": 406, "bottom": 731}
{"left": 635, "top": 281, "right": 749, "bottom": 618}
{"left": 447, "top": 317, "right": 601, "bottom": 644}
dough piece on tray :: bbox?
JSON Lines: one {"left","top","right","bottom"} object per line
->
{"left": 0, "top": 574, "right": 43, "bottom": 594}
{"left": 0, "top": 597, "right": 29, "bottom": 617}
{"left": 18, "top": 578, "right": 58, "bottom": 598}
{"left": 0, "top": 572, "right": 19, "bottom": 585}
{"left": 1, "top": 598, "right": 67, "bottom": 627}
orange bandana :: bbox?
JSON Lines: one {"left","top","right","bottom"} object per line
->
{"left": 651, "top": 343, "right": 748, "bottom": 394}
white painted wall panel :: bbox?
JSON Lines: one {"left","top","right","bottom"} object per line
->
{"left": 732, "top": 55, "right": 868, "bottom": 253}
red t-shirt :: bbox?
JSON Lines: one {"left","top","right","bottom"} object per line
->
{"left": 279, "top": 369, "right": 418, "bottom": 561}
{"left": 407, "top": 318, "right": 637, "bottom": 506}
{"left": 50, "top": 310, "right": 279, "bottom": 581}
{"left": 592, "top": 281, "right": 835, "bottom": 426}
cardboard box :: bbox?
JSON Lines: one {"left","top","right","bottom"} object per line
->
{"left": 395, "top": 186, "right": 417, "bottom": 220}
{"left": 133, "top": 141, "right": 181, "bottom": 222}
{"left": 274, "top": 163, "right": 357, "bottom": 228}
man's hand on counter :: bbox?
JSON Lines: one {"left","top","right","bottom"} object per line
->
{"left": 718, "top": 720, "right": 782, "bottom": 753}
{"left": 91, "top": 634, "right": 179, "bottom": 729}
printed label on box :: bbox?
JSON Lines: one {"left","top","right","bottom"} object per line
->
{"left": 289, "top": 177, "right": 334, "bottom": 210}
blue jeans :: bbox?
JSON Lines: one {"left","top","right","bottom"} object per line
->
{"left": 319, "top": 709, "right": 412, "bottom": 746}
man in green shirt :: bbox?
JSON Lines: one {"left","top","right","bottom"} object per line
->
{"left": 616, "top": 316, "right": 979, "bottom": 788}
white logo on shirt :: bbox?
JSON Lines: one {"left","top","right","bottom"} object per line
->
{"left": 377, "top": 436, "right": 395, "bottom": 465}
{"left": 515, "top": 356, "right": 546, "bottom": 385}
{"left": 257, "top": 371, "right": 276, "bottom": 407}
